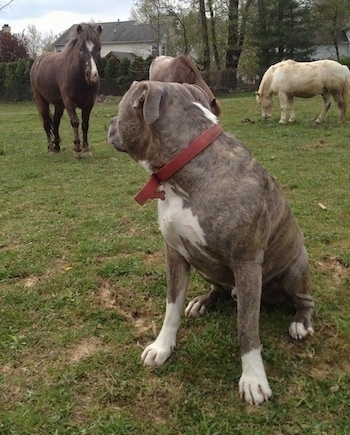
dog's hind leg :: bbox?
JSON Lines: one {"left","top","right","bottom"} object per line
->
{"left": 281, "top": 247, "right": 315, "bottom": 339}
{"left": 185, "top": 284, "right": 230, "bottom": 317}
{"left": 141, "top": 243, "right": 190, "bottom": 367}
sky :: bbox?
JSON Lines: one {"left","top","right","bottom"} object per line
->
{"left": 1, "top": 0, "right": 135, "bottom": 36}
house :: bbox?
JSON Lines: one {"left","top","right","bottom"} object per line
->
{"left": 53, "top": 20, "right": 167, "bottom": 59}
{"left": 312, "top": 29, "right": 350, "bottom": 60}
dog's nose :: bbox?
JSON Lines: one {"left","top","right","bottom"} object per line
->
{"left": 107, "top": 121, "right": 126, "bottom": 152}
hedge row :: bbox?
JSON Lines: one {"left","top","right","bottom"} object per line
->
{"left": 0, "top": 55, "right": 153, "bottom": 102}
{"left": 1, "top": 56, "right": 349, "bottom": 102}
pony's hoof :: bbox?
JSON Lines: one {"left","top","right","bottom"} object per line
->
{"left": 48, "top": 144, "right": 60, "bottom": 154}
{"left": 74, "top": 150, "right": 83, "bottom": 159}
{"left": 83, "top": 149, "right": 93, "bottom": 157}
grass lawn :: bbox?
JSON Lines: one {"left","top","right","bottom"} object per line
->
{"left": 0, "top": 92, "right": 349, "bottom": 434}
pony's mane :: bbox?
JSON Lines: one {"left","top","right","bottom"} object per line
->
{"left": 63, "top": 23, "right": 101, "bottom": 52}
{"left": 258, "top": 64, "right": 277, "bottom": 96}
{"left": 258, "top": 59, "right": 309, "bottom": 95}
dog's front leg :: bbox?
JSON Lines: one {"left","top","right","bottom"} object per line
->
{"left": 141, "top": 243, "right": 190, "bottom": 367}
{"left": 234, "top": 261, "right": 272, "bottom": 405}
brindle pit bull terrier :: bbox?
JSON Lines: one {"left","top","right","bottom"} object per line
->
{"left": 108, "top": 81, "right": 315, "bottom": 405}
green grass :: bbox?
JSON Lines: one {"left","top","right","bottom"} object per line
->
{"left": 0, "top": 94, "right": 349, "bottom": 434}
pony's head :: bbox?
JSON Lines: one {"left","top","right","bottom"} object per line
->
{"left": 66, "top": 23, "right": 102, "bottom": 84}
{"left": 256, "top": 91, "right": 273, "bottom": 120}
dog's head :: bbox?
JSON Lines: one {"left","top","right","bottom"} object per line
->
{"left": 108, "top": 80, "right": 218, "bottom": 172}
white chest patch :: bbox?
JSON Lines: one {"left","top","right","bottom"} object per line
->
{"left": 138, "top": 160, "right": 153, "bottom": 174}
{"left": 158, "top": 184, "right": 206, "bottom": 259}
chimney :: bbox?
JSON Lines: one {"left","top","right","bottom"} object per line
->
{"left": 2, "top": 24, "right": 11, "bottom": 33}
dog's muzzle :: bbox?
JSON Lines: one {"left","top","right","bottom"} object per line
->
{"left": 108, "top": 117, "right": 126, "bottom": 152}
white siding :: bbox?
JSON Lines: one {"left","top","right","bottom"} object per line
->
{"left": 312, "top": 42, "right": 350, "bottom": 60}
{"left": 101, "top": 42, "right": 155, "bottom": 58}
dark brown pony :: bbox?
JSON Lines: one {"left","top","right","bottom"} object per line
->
{"left": 149, "top": 55, "right": 221, "bottom": 116}
{"left": 30, "top": 23, "right": 102, "bottom": 157}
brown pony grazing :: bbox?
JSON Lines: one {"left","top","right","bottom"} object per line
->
{"left": 149, "top": 55, "right": 221, "bottom": 116}
{"left": 30, "top": 23, "right": 102, "bottom": 157}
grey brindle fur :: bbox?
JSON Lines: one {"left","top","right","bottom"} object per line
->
{"left": 30, "top": 23, "right": 102, "bottom": 158}
{"left": 108, "top": 81, "right": 315, "bottom": 405}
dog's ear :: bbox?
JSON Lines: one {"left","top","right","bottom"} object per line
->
{"left": 132, "top": 82, "right": 163, "bottom": 125}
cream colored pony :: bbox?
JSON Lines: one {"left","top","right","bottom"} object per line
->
{"left": 256, "top": 59, "right": 350, "bottom": 124}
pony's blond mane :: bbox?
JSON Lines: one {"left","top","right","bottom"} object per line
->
{"left": 258, "top": 60, "right": 297, "bottom": 96}
{"left": 257, "top": 65, "right": 275, "bottom": 96}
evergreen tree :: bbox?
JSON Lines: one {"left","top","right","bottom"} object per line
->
{"left": 254, "top": 0, "right": 316, "bottom": 68}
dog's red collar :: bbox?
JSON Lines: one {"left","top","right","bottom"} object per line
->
{"left": 134, "top": 124, "right": 224, "bottom": 205}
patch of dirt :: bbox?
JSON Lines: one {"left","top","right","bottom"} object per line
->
{"left": 314, "top": 255, "right": 349, "bottom": 284}
{"left": 17, "top": 258, "right": 73, "bottom": 288}
{"left": 309, "top": 363, "right": 335, "bottom": 380}
{"left": 96, "top": 94, "right": 121, "bottom": 104}
{"left": 67, "top": 337, "right": 104, "bottom": 364}
{"left": 96, "top": 280, "right": 157, "bottom": 337}
{"left": 0, "top": 240, "right": 21, "bottom": 252}
{"left": 308, "top": 321, "right": 350, "bottom": 382}
{"left": 143, "top": 249, "right": 164, "bottom": 266}
{"left": 23, "top": 275, "right": 39, "bottom": 288}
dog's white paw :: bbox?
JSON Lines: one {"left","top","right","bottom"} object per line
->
{"left": 289, "top": 321, "right": 314, "bottom": 340}
{"left": 239, "top": 373, "right": 272, "bottom": 405}
{"left": 184, "top": 299, "right": 207, "bottom": 317}
{"left": 239, "top": 348, "right": 272, "bottom": 405}
{"left": 141, "top": 341, "right": 174, "bottom": 366}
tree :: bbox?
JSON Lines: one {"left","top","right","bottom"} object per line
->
{"left": 104, "top": 56, "right": 119, "bottom": 79}
{"left": 25, "top": 24, "right": 42, "bottom": 58}
{"left": 313, "top": 0, "right": 350, "bottom": 61}
{"left": 225, "top": 0, "right": 254, "bottom": 87}
{"left": 24, "top": 25, "right": 57, "bottom": 58}
{"left": 199, "top": 0, "right": 210, "bottom": 71}
{"left": 0, "top": 30, "right": 29, "bottom": 62}
{"left": 0, "top": 0, "right": 15, "bottom": 11}
{"left": 207, "top": 0, "right": 221, "bottom": 69}
{"left": 132, "top": 0, "right": 168, "bottom": 56}
{"left": 40, "top": 32, "right": 57, "bottom": 54}
{"left": 253, "top": 0, "right": 316, "bottom": 68}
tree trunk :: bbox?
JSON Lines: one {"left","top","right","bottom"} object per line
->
{"left": 225, "top": 0, "right": 241, "bottom": 88}
{"left": 207, "top": 0, "right": 221, "bottom": 69}
{"left": 199, "top": 0, "right": 210, "bottom": 72}
{"left": 257, "top": 0, "right": 270, "bottom": 68}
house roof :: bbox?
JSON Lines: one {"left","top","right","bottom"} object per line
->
{"left": 54, "top": 20, "right": 158, "bottom": 48}
{"left": 313, "top": 29, "right": 349, "bottom": 45}
{"left": 105, "top": 51, "right": 136, "bottom": 62}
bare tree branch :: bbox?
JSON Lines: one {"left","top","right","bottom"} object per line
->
{"left": 0, "top": 0, "right": 16, "bottom": 12}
